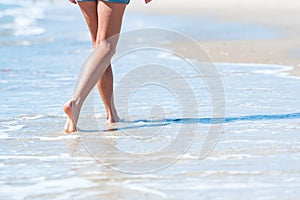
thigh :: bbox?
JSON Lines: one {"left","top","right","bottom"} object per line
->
{"left": 96, "top": 1, "right": 127, "bottom": 44}
{"left": 78, "top": 1, "right": 98, "bottom": 45}
{"left": 102, "top": 0, "right": 130, "bottom": 4}
{"left": 77, "top": 0, "right": 97, "bottom": 2}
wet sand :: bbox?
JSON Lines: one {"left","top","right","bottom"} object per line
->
{"left": 128, "top": 0, "right": 300, "bottom": 75}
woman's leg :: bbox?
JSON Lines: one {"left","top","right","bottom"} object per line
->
{"left": 64, "top": 1, "right": 127, "bottom": 133}
{"left": 96, "top": 1, "right": 125, "bottom": 123}
{"left": 97, "top": 65, "right": 119, "bottom": 123}
{"left": 78, "top": 1, "right": 98, "bottom": 46}
{"left": 78, "top": 0, "right": 120, "bottom": 123}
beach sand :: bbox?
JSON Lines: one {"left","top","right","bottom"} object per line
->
{"left": 128, "top": 0, "right": 300, "bottom": 75}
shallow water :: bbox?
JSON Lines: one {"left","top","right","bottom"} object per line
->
{"left": 1, "top": 1, "right": 300, "bottom": 199}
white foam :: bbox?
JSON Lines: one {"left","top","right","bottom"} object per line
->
{"left": 111, "top": 182, "right": 168, "bottom": 198}
{"left": 0, "top": 80, "right": 8, "bottom": 84}
{"left": 199, "top": 170, "right": 263, "bottom": 176}
{"left": 0, "top": 177, "right": 97, "bottom": 200}
{"left": 207, "top": 154, "right": 256, "bottom": 161}
{"left": 33, "top": 135, "right": 79, "bottom": 141}
{"left": 0, "top": 4, "right": 45, "bottom": 36}
{"left": 0, "top": 133, "right": 10, "bottom": 139}
{"left": 158, "top": 52, "right": 182, "bottom": 61}
{"left": 20, "top": 115, "right": 44, "bottom": 120}
{"left": 180, "top": 153, "right": 256, "bottom": 160}
{"left": 0, "top": 124, "right": 26, "bottom": 134}
{"left": 0, "top": 154, "right": 94, "bottom": 162}
{"left": 220, "top": 62, "right": 299, "bottom": 79}
{"left": 6, "top": 40, "right": 33, "bottom": 46}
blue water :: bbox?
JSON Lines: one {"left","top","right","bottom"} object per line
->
{"left": 0, "top": 1, "right": 300, "bottom": 199}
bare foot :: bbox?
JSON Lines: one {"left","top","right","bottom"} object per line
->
{"left": 63, "top": 100, "right": 79, "bottom": 133}
{"left": 107, "top": 112, "right": 120, "bottom": 124}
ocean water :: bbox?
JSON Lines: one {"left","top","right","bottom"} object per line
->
{"left": 1, "top": 1, "right": 300, "bottom": 199}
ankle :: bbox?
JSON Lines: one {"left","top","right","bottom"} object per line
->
{"left": 71, "top": 98, "right": 82, "bottom": 109}
{"left": 107, "top": 110, "right": 119, "bottom": 120}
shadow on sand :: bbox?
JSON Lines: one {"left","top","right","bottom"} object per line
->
{"left": 78, "top": 112, "right": 300, "bottom": 132}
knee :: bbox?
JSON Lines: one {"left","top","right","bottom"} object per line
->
{"left": 94, "top": 39, "right": 103, "bottom": 48}
{"left": 95, "top": 40, "right": 116, "bottom": 56}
